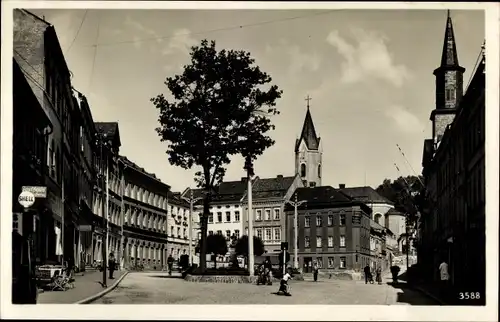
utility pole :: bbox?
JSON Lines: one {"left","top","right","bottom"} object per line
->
{"left": 181, "top": 189, "right": 202, "bottom": 265}
{"left": 99, "top": 133, "right": 108, "bottom": 288}
{"left": 285, "top": 193, "right": 306, "bottom": 269}
{"left": 245, "top": 156, "right": 255, "bottom": 276}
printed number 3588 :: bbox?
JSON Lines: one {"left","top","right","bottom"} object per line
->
{"left": 459, "top": 292, "right": 480, "bottom": 300}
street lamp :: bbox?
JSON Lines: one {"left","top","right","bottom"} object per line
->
{"left": 285, "top": 193, "right": 306, "bottom": 270}
{"left": 244, "top": 156, "right": 255, "bottom": 276}
{"left": 181, "top": 189, "right": 202, "bottom": 266}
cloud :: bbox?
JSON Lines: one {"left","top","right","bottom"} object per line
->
{"left": 161, "top": 28, "right": 197, "bottom": 56}
{"left": 326, "top": 28, "right": 410, "bottom": 87}
{"left": 266, "top": 40, "right": 321, "bottom": 77}
{"left": 384, "top": 105, "right": 423, "bottom": 133}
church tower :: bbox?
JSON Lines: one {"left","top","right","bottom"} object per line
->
{"left": 295, "top": 95, "right": 322, "bottom": 187}
{"left": 430, "top": 10, "right": 465, "bottom": 144}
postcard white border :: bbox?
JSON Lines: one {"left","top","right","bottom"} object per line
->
{"left": 1, "top": 1, "right": 498, "bottom": 321}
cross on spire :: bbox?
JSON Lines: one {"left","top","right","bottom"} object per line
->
{"left": 305, "top": 95, "right": 312, "bottom": 109}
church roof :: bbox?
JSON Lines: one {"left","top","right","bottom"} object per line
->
{"left": 440, "top": 11, "right": 460, "bottom": 67}
{"left": 295, "top": 107, "right": 320, "bottom": 152}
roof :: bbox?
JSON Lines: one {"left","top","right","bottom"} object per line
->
{"left": 120, "top": 155, "right": 171, "bottom": 190}
{"left": 190, "top": 178, "right": 249, "bottom": 204}
{"left": 386, "top": 208, "right": 405, "bottom": 217}
{"left": 241, "top": 175, "right": 296, "bottom": 200}
{"left": 295, "top": 107, "right": 320, "bottom": 152}
{"left": 440, "top": 11, "right": 461, "bottom": 68}
{"left": 339, "top": 186, "right": 394, "bottom": 205}
{"left": 167, "top": 190, "right": 189, "bottom": 207}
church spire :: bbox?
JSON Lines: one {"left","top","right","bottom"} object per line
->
{"left": 440, "top": 10, "right": 460, "bottom": 67}
{"left": 295, "top": 95, "right": 320, "bottom": 152}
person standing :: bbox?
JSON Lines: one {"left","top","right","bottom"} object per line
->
{"left": 313, "top": 261, "right": 319, "bottom": 282}
{"left": 167, "top": 254, "right": 174, "bottom": 276}
{"left": 438, "top": 259, "right": 450, "bottom": 300}
{"left": 108, "top": 252, "right": 116, "bottom": 279}
{"left": 375, "top": 266, "right": 382, "bottom": 285}
{"left": 364, "top": 265, "right": 371, "bottom": 284}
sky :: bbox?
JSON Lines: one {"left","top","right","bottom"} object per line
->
{"left": 28, "top": 8, "right": 485, "bottom": 193}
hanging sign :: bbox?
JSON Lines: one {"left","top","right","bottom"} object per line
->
{"left": 18, "top": 191, "right": 36, "bottom": 208}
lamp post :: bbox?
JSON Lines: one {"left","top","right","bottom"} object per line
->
{"left": 181, "top": 189, "right": 202, "bottom": 265}
{"left": 285, "top": 193, "right": 306, "bottom": 270}
{"left": 244, "top": 156, "right": 255, "bottom": 276}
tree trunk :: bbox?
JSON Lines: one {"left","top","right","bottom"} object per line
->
{"left": 214, "top": 256, "right": 217, "bottom": 269}
{"left": 198, "top": 194, "right": 210, "bottom": 272}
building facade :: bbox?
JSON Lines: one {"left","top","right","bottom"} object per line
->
{"left": 241, "top": 174, "right": 303, "bottom": 253}
{"left": 285, "top": 186, "right": 372, "bottom": 273}
{"left": 420, "top": 12, "right": 485, "bottom": 301}
{"left": 121, "top": 156, "right": 170, "bottom": 269}
{"left": 166, "top": 191, "right": 191, "bottom": 260}
{"left": 295, "top": 102, "right": 322, "bottom": 188}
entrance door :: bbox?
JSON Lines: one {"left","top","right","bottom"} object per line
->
{"left": 303, "top": 257, "right": 313, "bottom": 273}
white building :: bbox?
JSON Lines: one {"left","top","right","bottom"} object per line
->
{"left": 166, "top": 191, "right": 192, "bottom": 260}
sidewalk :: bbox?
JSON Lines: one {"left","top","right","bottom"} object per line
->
{"left": 37, "top": 270, "right": 126, "bottom": 304}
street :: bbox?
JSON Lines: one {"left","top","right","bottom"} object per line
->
{"left": 94, "top": 272, "right": 438, "bottom": 305}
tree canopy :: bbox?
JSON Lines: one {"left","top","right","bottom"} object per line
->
{"left": 151, "top": 39, "right": 282, "bottom": 271}
{"left": 234, "top": 235, "right": 265, "bottom": 258}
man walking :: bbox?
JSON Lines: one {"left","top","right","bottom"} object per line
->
{"left": 364, "top": 264, "right": 372, "bottom": 284}
{"left": 439, "top": 259, "right": 450, "bottom": 300}
{"left": 313, "top": 261, "right": 319, "bottom": 282}
{"left": 108, "top": 252, "right": 116, "bottom": 279}
{"left": 167, "top": 254, "right": 174, "bottom": 276}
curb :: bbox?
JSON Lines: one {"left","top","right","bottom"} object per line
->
{"left": 75, "top": 271, "right": 129, "bottom": 304}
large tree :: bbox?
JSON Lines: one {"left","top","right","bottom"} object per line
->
{"left": 152, "top": 39, "right": 282, "bottom": 271}
{"left": 234, "top": 235, "right": 265, "bottom": 267}
{"left": 375, "top": 175, "right": 425, "bottom": 226}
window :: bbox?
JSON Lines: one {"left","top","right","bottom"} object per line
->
{"left": 208, "top": 230, "right": 214, "bottom": 236}
{"left": 274, "top": 228, "right": 281, "bottom": 241}
{"left": 305, "top": 216, "right": 310, "bottom": 227}
{"left": 170, "top": 226, "right": 174, "bottom": 236}
{"left": 328, "top": 236, "right": 333, "bottom": 247}
{"left": 316, "top": 257, "right": 323, "bottom": 268}
{"left": 340, "top": 235, "right": 346, "bottom": 247}
{"left": 234, "top": 229, "right": 240, "bottom": 239}
{"left": 225, "top": 212, "right": 231, "bottom": 222}
{"left": 234, "top": 211, "right": 240, "bottom": 222}
{"left": 316, "top": 214, "right": 322, "bottom": 226}
{"left": 340, "top": 213, "right": 346, "bottom": 226}
{"left": 318, "top": 164, "right": 321, "bottom": 178}
{"left": 316, "top": 236, "right": 322, "bottom": 248}
{"left": 328, "top": 214, "right": 333, "bottom": 226}
{"left": 208, "top": 213, "right": 214, "bottom": 223}
{"left": 304, "top": 236, "right": 310, "bottom": 248}
{"left": 340, "top": 257, "right": 346, "bottom": 269}
{"left": 226, "top": 230, "right": 231, "bottom": 239}
{"left": 245, "top": 227, "right": 249, "bottom": 235}
{"left": 265, "top": 228, "right": 272, "bottom": 241}
{"left": 183, "top": 228, "right": 187, "bottom": 237}
{"left": 217, "top": 212, "right": 222, "bottom": 222}
{"left": 445, "top": 88, "right": 455, "bottom": 101}
{"left": 217, "top": 230, "right": 222, "bottom": 236}
{"left": 309, "top": 182, "right": 316, "bottom": 187}
{"left": 257, "top": 229, "right": 263, "bottom": 239}
{"left": 274, "top": 209, "right": 280, "bottom": 220}
{"left": 300, "top": 163, "right": 306, "bottom": 177}
{"left": 265, "top": 209, "right": 271, "bottom": 221}
{"left": 328, "top": 257, "right": 334, "bottom": 268}
{"left": 374, "top": 213, "right": 382, "bottom": 225}
{"left": 256, "top": 210, "right": 262, "bottom": 221}
{"left": 177, "top": 227, "right": 181, "bottom": 237}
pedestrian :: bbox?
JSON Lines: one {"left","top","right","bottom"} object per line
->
{"left": 438, "top": 258, "right": 450, "bottom": 299}
{"left": 313, "top": 261, "right": 319, "bottom": 282}
{"left": 390, "top": 265, "right": 401, "bottom": 284}
{"left": 277, "top": 267, "right": 293, "bottom": 296}
{"left": 263, "top": 257, "right": 273, "bottom": 285}
{"left": 167, "top": 254, "right": 174, "bottom": 276}
{"left": 108, "top": 252, "right": 116, "bottom": 279}
{"left": 364, "top": 265, "right": 371, "bottom": 284}
{"left": 376, "top": 266, "right": 382, "bottom": 285}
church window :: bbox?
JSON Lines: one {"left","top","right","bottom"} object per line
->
{"left": 318, "top": 164, "right": 321, "bottom": 178}
{"left": 445, "top": 89, "right": 455, "bottom": 101}
{"left": 374, "top": 213, "right": 382, "bottom": 225}
{"left": 300, "top": 163, "right": 306, "bottom": 177}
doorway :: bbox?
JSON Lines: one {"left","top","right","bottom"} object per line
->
{"left": 303, "top": 257, "right": 313, "bottom": 273}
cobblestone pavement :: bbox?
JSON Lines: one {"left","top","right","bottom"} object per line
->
{"left": 38, "top": 270, "right": 125, "bottom": 304}
{"left": 94, "top": 272, "right": 439, "bottom": 305}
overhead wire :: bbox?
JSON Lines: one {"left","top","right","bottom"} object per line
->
{"left": 66, "top": 9, "right": 88, "bottom": 54}
{"left": 88, "top": 13, "right": 100, "bottom": 93}
{"left": 92, "top": 9, "right": 342, "bottom": 47}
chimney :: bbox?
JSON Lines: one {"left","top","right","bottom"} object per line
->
{"left": 339, "top": 184, "right": 346, "bottom": 189}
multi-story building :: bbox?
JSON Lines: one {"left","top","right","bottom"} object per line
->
{"left": 240, "top": 174, "right": 303, "bottom": 253}
{"left": 285, "top": 186, "right": 372, "bottom": 273}
{"left": 165, "top": 192, "right": 191, "bottom": 260}
{"left": 92, "top": 122, "right": 123, "bottom": 265}
{"left": 420, "top": 12, "right": 485, "bottom": 300}
{"left": 12, "top": 58, "right": 52, "bottom": 264}
{"left": 13, "top": 9, "right": 83, "bottom": 268}
{"left": 121, "top": 156, "right": 170, "bottom": 269}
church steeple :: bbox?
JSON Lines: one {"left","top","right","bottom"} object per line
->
{"left": 295, "top": 95, "right": 322, "bottom": 187}
{"left": 430, "top": 10, "right": 466, "bottom": 144}
{"left": 295, "top": 95, "right": 320, "bottom": 153}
